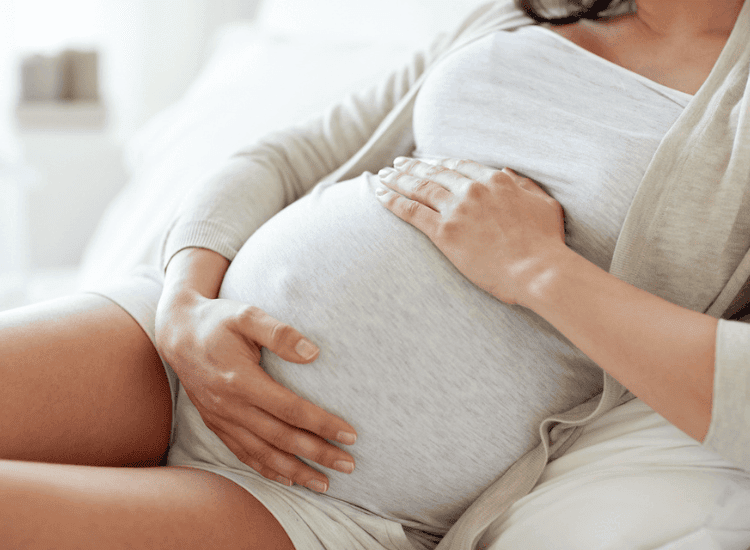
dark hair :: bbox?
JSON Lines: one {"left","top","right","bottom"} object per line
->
{"left": 515, "top": 0, "right": 634, "bottom": 25}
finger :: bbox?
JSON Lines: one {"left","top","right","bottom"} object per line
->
{"left": 237, "top": 305, "right": 321, "bottom": 364}
{"left": 378, "top": 168, "right": 453, "bottom": 211}
{"left": 440, "top": 160, "right": 553, "bottom": 201}
{"left": 503, "top": 167, "right": 551, "bottom": 199}
{"left": 244, "top": 457, "right": 291, "bottom": 487}
{"left": 225, "top": 403, "right": 356, "bottom": 475}
{"left": 215, "top": 423, "right": 331, "bottom": 493}
{"left": 237, "top": 363, "right": 359, "bottom": 447}
{"left": 392, "top": 157, "right": 471, "bottom": 195}
{"left": 232, "top": 307, "right": 359, "bottom": 445}
{"left": 437, "top": 158, "right": 501, "bottom": 184}
{"left": 374, "top": 185, "right": 441, "bottom": 237}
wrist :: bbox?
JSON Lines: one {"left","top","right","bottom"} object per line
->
{"left": 157, "top": 284, "right": 205, "bottom": 317}
{"left": 512, "top": 245, "right": 581, "bottom": 311}
{"left": 161, "top": 247, "right": 230, "bottom": 302}
{"left": 157, "top": 248, "right": 228, "bottom": 347}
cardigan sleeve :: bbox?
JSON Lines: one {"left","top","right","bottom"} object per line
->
{"left": 157, "top": 0, "right": 523, "bottom": 271}
{"left": 703, "top": 318, "right": 750, "bottom": 470}
{"left": 158, "top": 37, "right": 449, "bottom": 271}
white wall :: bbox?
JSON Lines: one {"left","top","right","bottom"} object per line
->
{"left": 110, "top": 0, "right": 263, "bottom": 137}
{"left": 0, "top": 0, "right": 263, "bottom": 282}
{"left": 2, "top": 0, "right": 263, "bottom": 141}
{"left": 0, "top": 2, "right": 19, "bottom": 163}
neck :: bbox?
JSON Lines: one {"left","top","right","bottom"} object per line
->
{"left": 631, "top": 0, "right": 744, "bottom": 39}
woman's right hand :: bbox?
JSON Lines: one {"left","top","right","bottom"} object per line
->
{"left": 155, "top": 248, "right": 357, "bottom": 492}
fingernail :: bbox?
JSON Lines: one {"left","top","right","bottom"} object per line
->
{"left": 337, "top": 431, "right": 357, "bottom": 445}
{"left": 295, "top": 338, "right": 319, "bottom": 360}
{"left": 305, "top": 479, "right": 328, "bottom": 493}
{"left": 333, "top": 460, "right": 355, "bottom": 474}
{"left": 393, "top": 157, "right": 409, "bottom": 167}
{"left": 375, "top": 186, "right": 388, "bottom": 197}
{"left": 378, "top": 167, "right": 394, "bottom": 178}
{"left": 276, "top": 476, "right": 292, "bottom": 486}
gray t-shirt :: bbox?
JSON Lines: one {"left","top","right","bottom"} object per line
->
{"left": 214, "top": 26, "right": 692, "bottom": 537}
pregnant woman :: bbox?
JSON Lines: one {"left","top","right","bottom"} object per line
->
{"left": 2, "top": 0, "right": 749, "bottom": 548}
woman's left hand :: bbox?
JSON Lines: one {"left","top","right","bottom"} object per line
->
{"left": 376, "top": 157, "right": 567, "bottom": 306}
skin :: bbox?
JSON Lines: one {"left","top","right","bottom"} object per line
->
{"left": 156, "top": 248, "right": 358, "bottom": 492}
{"left": 0, "top": 0, "right": 742, "bottom": 547}
{"left": 0, "top": 295, "right": 294, "bottom": 549}
{"left": 551, "top": 0, "right": 744, "bottom": 96}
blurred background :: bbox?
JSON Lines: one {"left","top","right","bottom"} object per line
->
{"left": 0, "top": 0, "right": 261, "bottom": 308}
{"left": 0, "top": 0, "right": 487, "bottom": 312}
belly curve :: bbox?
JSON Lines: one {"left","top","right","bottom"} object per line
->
{"left": 218, "top": 173, "right": 603, "bottom": 531}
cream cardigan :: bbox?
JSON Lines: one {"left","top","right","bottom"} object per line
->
{"left": 160, "top": 1, "right": 750, "bottom": 547}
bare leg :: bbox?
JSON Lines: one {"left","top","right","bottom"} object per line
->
{"left": 0, "top": 294, "right": 171, "bottom": 466}
{"left": 0, "top": 460, "right": 295, "bottom": 550}
{"left": 0, "top": 295, "right": 296, "bottom": 548}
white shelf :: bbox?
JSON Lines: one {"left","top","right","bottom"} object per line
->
{"left": 15, "top": 101, "right": 106, "bottom": 130}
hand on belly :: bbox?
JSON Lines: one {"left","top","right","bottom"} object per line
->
{"left": 219, "top": 173, "right": 602, "bottom": 529}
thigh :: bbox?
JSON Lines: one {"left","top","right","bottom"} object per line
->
{"left": 0, "top": 460, "right": 294, "bottom": 550}
{"left": 0, "top": 293, "right": 171, "bottom": 466}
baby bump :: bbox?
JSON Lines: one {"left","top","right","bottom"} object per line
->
{"left": 216, "top": 173, "right": 603, "bottom": 531}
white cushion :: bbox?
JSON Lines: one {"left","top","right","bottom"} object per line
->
{"left": 254, "top": 0, "right": 493, "bottom": 43}
{"left": 481, "top": 399, "right": 750, "bottom": 549}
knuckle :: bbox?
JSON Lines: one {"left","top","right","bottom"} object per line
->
{"left": 441, "top": 158, "right": 458, "bottom": 170}
{"left": 278, "top": 399, "right": 310, "bottom": 426}
{"left": 412, "top": 178, "right": 431, "bottom": 195}
{"left": 246, "top": 458, "right": 267, "bottom": 476}
{"left": 268, "top": 429, "right": 296, "bottom": 453}
{"left": 287, "top": 461, "right": 326, "bottom": 487}
{"left": 401, "top": 159, "right": 419, "bottom": 175}
{"left": 269, "top": 321, "right": 294, "bottom": 348}
{"left": 249, "top": 446, "right": 277, "bottom": 469}
{"left": 239, "top": 305, "right": 263, "bottom": 325}
{"left": 489, "top": 171, "right": 508, "bottom": 186}
{"left": 206, "top": 393, "right": 225, "bottom": 415}
{"left": 198, "top": 389, "right": 226, "bottom": 416}
{"left": 252, "top": 462, "right": 280, "bottom": 482}
{"left": 430, "top": 165, "right": 450, "bottom": 178}
{"left": 437, "top": 219, "right": 460, "bottom": 241}
{"left": 456, "top": 159, "right": 479, "bottom": 175}
{"left": 465, "top": 181, "right": 485, "bottom": 198}
{"left": 287, "top": 432, "right": 326, "bottom": 462}
{"left": 405, "top": 199, "right": 421, "bottom": 218}
{"left": 391, "top": 171, "right": 407, "bottom": 184}
{"left": 311, "top": 445, "right": 336, "bottom": 467}
{"left": 213, "top": 374, "right": 243, "bottom": 404}
{"left": 231, "top": 444, "right": 255, "bottom": 466}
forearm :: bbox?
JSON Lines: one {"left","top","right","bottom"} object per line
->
{"left": 520, "top": 247, "right": 718, "bottom": 442}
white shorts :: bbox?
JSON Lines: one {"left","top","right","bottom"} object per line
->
{"left": 88, "top": 265, "right": 428, "bottom": 550}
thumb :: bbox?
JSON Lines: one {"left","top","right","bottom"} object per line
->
{"left": 239, "top": 306, "right": 320, "bottom": 363}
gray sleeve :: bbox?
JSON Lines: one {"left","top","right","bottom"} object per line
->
{"left": 158, "top": 41, "right": 448, "bottom": 271}
{"left": 156, "top": 0, "right": 520, "bottom": 271}
{"left": 703, "top": 318, "right": 750, "bottom": 470}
